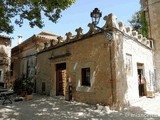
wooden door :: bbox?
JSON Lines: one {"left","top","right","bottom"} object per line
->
{"left": 56, "top": 63, "right": 66, "bottom": 96}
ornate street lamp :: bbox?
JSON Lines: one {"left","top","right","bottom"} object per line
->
{"left": 90, "top": 8, "right": 112, "bottom": 41}
{"left": 90, "top": 8, "right": 102, "bottom": 26}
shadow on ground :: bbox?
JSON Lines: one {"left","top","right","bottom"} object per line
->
{"left": 0, "top": 94, "right": 159, "bottom": 120}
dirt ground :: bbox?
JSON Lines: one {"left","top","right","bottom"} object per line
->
{"left": 0, "top": 93, "right": 160, "bottom": 120}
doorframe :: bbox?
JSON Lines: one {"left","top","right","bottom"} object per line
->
{"left": 55, "top": 62, "right": 66, "bottom": 96}
{"left": 137, "top": 63, "right": 147, "bottom": 97}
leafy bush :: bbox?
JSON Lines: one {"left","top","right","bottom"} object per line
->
{"left": 22, "top": 77, "right": 34, "bottom": 95}
{"left": 13, "top": 77, "right": 24, "bottom": 95}
{"left": 13, "top": 75, "right": 34, "bottom": 95}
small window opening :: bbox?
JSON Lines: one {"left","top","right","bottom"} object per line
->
{"left": 81, "top": 68, "right": 91, "bottom": 86}
{"left": 42, "top": 82, "right": 46, "bottom": 94}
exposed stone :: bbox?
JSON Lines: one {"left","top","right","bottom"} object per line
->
{"left": 75, "top": 27, "right": 83, "bottom": 38}
{"left": 57, "top": 36, "right": 64, "bottom": 43}
{"left": 118, "top": 21, "right": 124, "bottom": 32}
{"left": 86, "top": 23, "right": 97, "bottom": 35}
{"left": 141, "top": 0, "right": 160, "bottom": 91}
{"left": 142, "top": 37, "right": 147, "bottom": 45}
{"left": 50, "top": 40, "right": 58, "bottom": 46}
{"left": 125, "top": 27, "right": 132, "bottom": 36}
{"left": 103, "top": 13, "right": 117, "bottom": 29}
{"left": 138, "top": 34, "right": 143, "bottom": 42}
{"left": 65, "top": 32, "right": 72, "bottom": 42}
{"left": 132, "top": 31, "right": 138, "bottom": 38}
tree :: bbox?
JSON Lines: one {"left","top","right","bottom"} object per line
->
{"left": 128, "top": 10, "right": 148, "bottom": 37}
{"left": 0, "top": 0, "right": 76, "bottom": 34}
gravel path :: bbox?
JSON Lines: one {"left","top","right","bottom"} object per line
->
{"left": 0, "top": 93, "right": 160, "bottom": 120}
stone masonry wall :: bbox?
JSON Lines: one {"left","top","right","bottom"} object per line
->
{"left": 36, "top": 13, "right": 153, "bottom": 108}
{"left": 37, "top": 33, "right": 113, "bottom": 105}
{"left": 141, "top": 0, "right": 160, "bottom": 91}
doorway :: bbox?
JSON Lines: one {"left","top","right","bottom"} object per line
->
{"left": 137, "top": 63, "right": 147, "bottom": 97}
{"left": 56, "top": 63, "right": 66, "bottom": 96}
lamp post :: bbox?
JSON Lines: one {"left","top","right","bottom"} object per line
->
{"left": 90, "top": 8, "right": 102, "bottom": 26}
{"left": 90, "top": 8, "right": 113, "bottom": 41}
{"left": 90, "top": 8, "right": 114, "bottom": 104}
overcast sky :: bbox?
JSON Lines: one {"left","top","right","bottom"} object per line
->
{"left": 8, "top": 0, "right": 141, "bottom": 47}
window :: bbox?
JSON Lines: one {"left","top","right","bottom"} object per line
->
{"left": 81, "top": 68, "right": 91, "bottom": 86}
{"left": 126, "top": 54, "right": 132, "bottom": 76}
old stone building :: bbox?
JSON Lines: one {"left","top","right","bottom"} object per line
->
{"left": 11, "top": 32, "right": 59, "bottom": 91}
{"left": 36, "top": 14, "right": 154, "bottom": 108}
{"left": 140, "top": 0, "right": 160, "bottom": 91}
{"left": 0, "top": 34, "right": 11, "bottom": 87}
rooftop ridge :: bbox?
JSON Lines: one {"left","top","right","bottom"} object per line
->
{"left": 38, "top": 13, "right": 152, "bottom": 52}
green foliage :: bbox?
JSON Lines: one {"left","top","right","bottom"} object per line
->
{"left": 129, "top": 10, "right": 148, "bottom": 37}
{"left": 13, "top": 75, "right": 34, "bottom": 95}
{"left": 22, "top": 77, "right": 34, "bottom": 95}
{"left": 13, "top": 77, "right": 24, "bottom": 95}
{"left": 140, "top": 11, "right": 148, "bottom": 37}
{"left": 0, "top": 0, "right": 76, "bottom": 34}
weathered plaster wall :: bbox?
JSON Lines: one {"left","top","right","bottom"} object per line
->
{"left": 0, "top": 37, "right": 11, "bottom": 85}
{"left": 37, "top": 33, "right": 113, "bottom": 105}
{"left": 12, "top": 43, "right": 36, "bottom": 79}
{"left": 20, "top": 44, "right": 37, "bottom": 78}
{"left": 141, "top": 0, "right": 160, "bottom": 91}
{"left": 147, "top": 0, "right": 160, "bottom": 91}
{"left": 36, "top": 13, "right": 154, "bottom": 108}
{"left": 36, "top": 50, "right": 52, "bottom": 95}
{"left": 69, "top": 34, "right": 112, "bottom": 105}
{"left": 0, "top": 45, "right": 11, "bottom": 82}
{"left": 114, "top": 30, "right": 154, "bottom": 108}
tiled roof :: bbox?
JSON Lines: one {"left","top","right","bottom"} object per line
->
{"left": 12, "top": 31, "right": 61, "bottom": 50}
{"left": 34, "top": 31, "right": 65, "bottom": 41}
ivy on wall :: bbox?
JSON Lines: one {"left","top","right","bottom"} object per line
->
{"left": 140, "top": 11, "right": 148, "bottom": 37}
{"left": 129, "top": 10, "right": 148, "bottom": 37}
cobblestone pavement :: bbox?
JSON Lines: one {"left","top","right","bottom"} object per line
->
{"left": 0, "top": 93, "right": 160, "bottom": 120}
